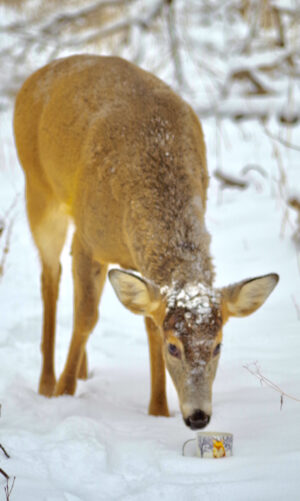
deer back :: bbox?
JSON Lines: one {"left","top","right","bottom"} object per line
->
{"left": 14, "top": 55, "right": 210, "bottom": 282}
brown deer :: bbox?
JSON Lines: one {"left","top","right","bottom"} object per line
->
{"left": 14, "top": 55, "right": 278, "bottom": 430}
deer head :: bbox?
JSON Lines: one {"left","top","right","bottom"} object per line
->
{"left": 109, "top": 269, "right": 278, "bottom": 429}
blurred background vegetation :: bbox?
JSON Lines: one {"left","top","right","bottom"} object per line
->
{"left": 0, "top": 0, "right": 299, "bottom": 122}
{"left": 0, "top": 0, "right": 299, "bottom": 273}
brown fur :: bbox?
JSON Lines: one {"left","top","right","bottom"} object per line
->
{"left": 14, "top": 55, "right": 278, "bottom": 424}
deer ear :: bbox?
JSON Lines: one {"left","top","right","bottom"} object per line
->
{"left": 108, "top": 269, "right": 161, "bottom": 315}
{"left": 222, "top": 273, "right": 279, "bottom": 318}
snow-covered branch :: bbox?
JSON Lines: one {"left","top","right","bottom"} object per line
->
{"left": 0, "top": 0, "right": 299, "bottom": 121}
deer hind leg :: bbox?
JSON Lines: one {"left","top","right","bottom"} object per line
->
{"left": 145, "top": 317, "right": 169, "bottom": 417}
{"left": 25, "top": 181, "right": 68, "bottom": 397}
{"left": 54, "top": 233, "right": 107, "bottom": 396}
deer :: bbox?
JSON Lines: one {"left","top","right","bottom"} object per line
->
{"left": 14, "top": 54, "right": 279, "bottom": 430}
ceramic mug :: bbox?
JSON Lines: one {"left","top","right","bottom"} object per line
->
{"left": 196, "top": 431, "right": 233, "bottom": 458}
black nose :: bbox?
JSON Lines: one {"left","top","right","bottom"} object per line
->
{"left": 184, "top": 410, "right": 210, "bottom": 430}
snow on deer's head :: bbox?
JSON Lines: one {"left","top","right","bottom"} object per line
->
{"left": 109, "top": 269, "right": 279, "bottom": 429}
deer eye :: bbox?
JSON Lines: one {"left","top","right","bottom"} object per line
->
{"left": 213, "top": 343, "right": 221, "bottom": 357}
{"left": 168, "top": 343, "right": 181, "bottom": 359}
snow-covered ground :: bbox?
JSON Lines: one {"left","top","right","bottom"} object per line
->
{"left": 0, "top": 107, "right": 299, "bottom": 500}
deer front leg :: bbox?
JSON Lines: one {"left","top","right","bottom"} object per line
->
{"left": 145, "top": 317, "right": 169, "bottom": 417}
{"left": 54, "top": 234, "right": 107, "bottom": 396}
{"left": 39, "top": 261, "right": 62, "bottom": 397}
{"left": 78, "top": 350, "right": 88, "bottom": 380}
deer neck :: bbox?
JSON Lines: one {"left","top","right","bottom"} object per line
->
{"left": 126, "top": 205, "right": 214, "bottom": 289}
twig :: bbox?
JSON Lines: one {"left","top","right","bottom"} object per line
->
{"left": 4, "top": 477, "right": 15, "bottom": 501}
{"left": 214, "top": 169, "right": 248, "bottom": 190}
{"left": 165, "top": 0, "right": 185, "bottom": 90}
{"left": 0, "top": 217, "right": 14, "bottom": 279}
{"left": 262, "top": 122, "right": 295, "bottom": 237}
{"left": 0, "top": 468, "right": 9, "bottom": 481}
{"left": 0, "top": 445, "right": 10, "bottom": 459}
{"left": 3, "top": 195, "right": 19, "bottom": 222}
{"left": 228, "top": 69, "right": 272, "bottom": 95}
{"left": 63, "top": 0, "right": 165, "bottom": 47}
{"left": 241, "top": 164, "right": 267, "bottom": 178}
{"left": 0, "top": 419, "right": 13, "bottom": 500}
{"left": 263, "top": 126, "right": 300, "bottom": 152}
{"left": 272, "top": 7, "right": 285, "bottom": 47}
{"left": 244, "top": 362, "right": 300, "bottom": 410}
{"left": 240, "top": 164, "right": 267, "bottom": 191}
{"left": 270, "top": 3, "right": 300, "bottom": 18}
{"left": 0, "top": 195, "right": 18, "bottom": 279}
{"left": 0, "top": 447, "right": 14, "bottom": 500}
{"left": 2, "top": 0, "right": 132, "bottom": 33}
{"left": 241, "top": 0, "right": 260, "bottom": 54}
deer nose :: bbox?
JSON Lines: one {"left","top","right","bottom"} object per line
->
{"left": 184, "top": 410, "right": 210, "bottom": 430}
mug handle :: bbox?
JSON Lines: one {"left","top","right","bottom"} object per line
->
{"left": 182, "top": 438, "right": 196, "bottom": 456}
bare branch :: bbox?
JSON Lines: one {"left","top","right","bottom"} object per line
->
{"left": 263, "top": 126, "right": 300, "bottom": 152}
{"left": 241, "top": 164, "right": 267, "bottom": 178}
{"left": 0, "top": 444, "right": 10, "bottom": 459}
{"left": 226, "top": 69, "right": 273, "bottom": 96}
{"left": 214, "top": 169, "right": 248, "bottom": 190}
{"left": 0, "top": 0, "right": 299, "bottom": 121}
{"left": 0, "top": 218, "right": 14, "bottom": 279}
{"left": 2, "top": 0, "right": 131, "bottom": 32}
{"left": 0, "top": 196, "right": 18, "bottom": 280}
{"left": 165, "top": 0, "right": 185, "bottom": 90}
{"left": 244, "top": 362, "right": 300, "bottom": 409}
{"left": 0, "top": 468, "right": 9, "bottom": 481}
{"left": 58, "top": 0, "right": 165, "bottom": 47}
{"left": 270, "top": 3, "right": 300, "bottom": 18}
{"left": 4, "top": 476, "right": 16, "bottom": 501}
{"left": 42, "top": 0, "right": 130, "bottom": 33}
{"left": 272, "top": 7, "right": 285, "bottom": 47}
{"left": 241, "top": 1, "right": 261, "bottom": 54}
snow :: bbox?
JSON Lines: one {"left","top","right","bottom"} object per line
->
{"left": 0, "top": 101, "right": 300, "bottom": 501}
{"left": 163, "top": 282, "right": 220, "bottom": 313}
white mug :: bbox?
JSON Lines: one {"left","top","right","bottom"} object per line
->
{"left": 196, "top": 431, "right": 233, "bottom": 458}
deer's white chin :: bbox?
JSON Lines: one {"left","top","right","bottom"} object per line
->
{"left": 181, "top": 400, "right": 212, "bottom": 419}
